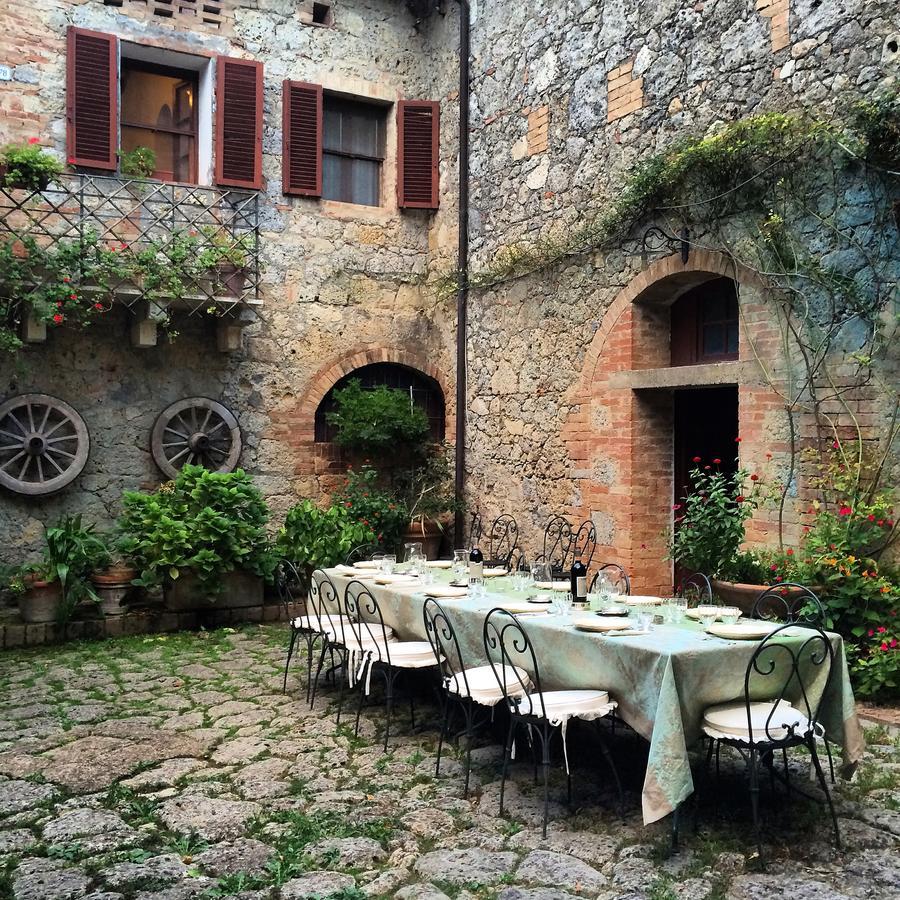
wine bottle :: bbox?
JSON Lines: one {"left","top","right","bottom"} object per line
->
{"left": 571, "top": 558, "right": 587, "bottom": 608}
{"left": 469, "top": 546, "right": 484, "bottom": 585}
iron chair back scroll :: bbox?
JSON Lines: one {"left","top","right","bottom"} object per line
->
{"left": 486, "top": 514, "right": 519, "bottom": 569}
{"left": 750, "top": 583, "right": 826, "bottom": 626}
{"left": 589, "top": 562, "right": 631, "bottom": 595}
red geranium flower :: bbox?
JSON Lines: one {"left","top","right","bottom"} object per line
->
{"left": 881, "top": 642, "right": 889, "bottom": 651}
{"left": 750, "top": 474, "right": 759, "bottom": 481}
{"left": 735, "top": 495, "right": 745, "bottom": 503}
{"left": 735, "top": 436, "right": 742, "bottom": 443}
{"left": 692, "top": 456, "right": 701, "bottom": 463}
{"left": 839, "top": 505, "right": 852, "bottom": 516}
{"left": 52, "top": 313, "right": 63, "bottom": 324}
{"left": 712, "top": 458, "right": 721, "bottom": 464}
{"left": 868, "top": 514, "right": 876, "bottom": 522}
{"left": 94, "top": 303, "right": 103, "bottom": 310}
{"left": 878, "top": 626, "right": 887, "bottom": 633}
{"left": 28, "top": 137, "right": 40, "bottom": 145}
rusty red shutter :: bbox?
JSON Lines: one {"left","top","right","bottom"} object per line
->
{"left": 282, "top": 81, "right": 322, "bottom": 197}
{"left": 397, "top": 100, "right": 439, "bottom": 209}
{"left": 215, "top": 57, "right": 264, "bottom": 189}
{"left": 66, "top": 27, "right": 118, "bottom": 171}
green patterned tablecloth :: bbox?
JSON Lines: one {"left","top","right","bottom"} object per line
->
{"left": 326, "top": 569, "right": 864, "bottom": 824}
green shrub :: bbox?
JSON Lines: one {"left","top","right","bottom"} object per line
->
{"left": 118, "top": 465, "right": 275, "bottom": 598}
{"left": 332, "top": 465, "right": 410, "bottom": 552}
{"left": 276, "top": 500, "right": 375, "bottom": 584}
{"left": 1, "top": 138, "right": 64, "bottom": 190}
{"left": 325, "top": 380, "right": 431, "bottom": 456}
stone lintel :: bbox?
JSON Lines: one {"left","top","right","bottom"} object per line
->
{"left": 609, "top": 360, "right": 758, "bottom": 390}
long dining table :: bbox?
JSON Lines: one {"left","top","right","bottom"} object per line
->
{"left": 325, "top": 566, "right": 864, "bottom": 825}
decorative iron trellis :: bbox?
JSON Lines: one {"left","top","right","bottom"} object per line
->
{"left": 0, "top": 172, "right": 260, "bottom": 322}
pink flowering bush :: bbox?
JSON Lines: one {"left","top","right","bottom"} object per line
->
{"left": 849, "top": 625, "right": 900, "bottom": 700}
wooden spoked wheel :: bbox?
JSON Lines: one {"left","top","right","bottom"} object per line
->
{"left": 0, "top": 394, "right": 90, "bottom": 495}
{"left": 151, "top": 397, "right": 241, "bottom": 479}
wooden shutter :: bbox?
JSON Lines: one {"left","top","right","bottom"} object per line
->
{"left": 282, "top": 81, "right": 322, "bottom": 197}
{"left": 215, "top": 57, "right": 264, "bottom": 189}
{"left": 66, "top": 27, "right": 118, "bottom": 170}
{"left": 397, "top": 100, "right": 439, "bottom": 209}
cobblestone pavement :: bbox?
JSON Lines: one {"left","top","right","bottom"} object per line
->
{"left": 0, "top": 626, "right": 898, "bottom": 900}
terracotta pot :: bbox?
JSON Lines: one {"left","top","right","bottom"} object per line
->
{"left": 216, "top": 263, "right": 247, "bottom": 297}
{"left": 402, "top": 519, "right": 443, "bottom": 561}
{"left": 164, "top": 569, "right": 263, "bottom": 611}
{"left": 18, "top": 579, "right": 62, "bottom": 623}
{"left": 91, "top": 567, "right": 137, "bottom": 588}
{"left": 710, "top": 579, "right": 808, "bottom": 615}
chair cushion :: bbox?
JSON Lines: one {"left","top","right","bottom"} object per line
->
{"left": 337, "top": 626, "right": 396, "bottom": 649}
{"left": 702, "top": 700, "right": 811, "bottom": 742}
{"left": 447, "top": 664, "right": 530, "bottom": 706}
{"left": 518, "top": 689, "right": 613, "bottom": 721}
{"left": 368, "top": 640, "right": 438, "bottom": 669}
{"left": 292, "top": 614, "right": 346, "bottom": 632}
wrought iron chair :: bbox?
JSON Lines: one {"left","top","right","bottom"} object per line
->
{"left": 482, "top": 608, "right": 623, "bottom": 837}
{"left": 538, "top": 516, "right": 597, "bottom": 579}
{"left": 676, "top": 572, "right": 713, "bottom": 605}
{"left": 750, "top": 583, "right": 826, "bottom": 626}
{"left": 423, "top": 597, "right": 526, "bottom": 796}
{"left": 485, "top": 514, "right": 519, "bottom": 570}
{"left": 277, "top": 562, "right": 347, "bottom": 701}
{"left": 344, "top": 543, "right": 377, "bottom": 565}
{"left": 469, "top": 511, "right": 483, "bottom": 548}
{"left": 749, "top": 583, "right": 834, "bottom": 780}
{"left": 344, "top": 580, "right": 439, "bottom": 751}
{"left": 589, "top": 563, "right": 631, "bottom": 595}
{"left": 695, "top": 622, "right": 840, "bottom": 858}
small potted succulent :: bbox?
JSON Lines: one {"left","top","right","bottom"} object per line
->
{"left": 13, "top": 514, "right": 110, "bottom": 623}
{"left": 1, "top": 139, "right": 64, "bottom": 192}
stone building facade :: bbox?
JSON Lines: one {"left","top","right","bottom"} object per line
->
{"left": 0, "top": 0, "right": 461, "bottom": 554}
{"left": 1, "top": 0, "right": 899, "bottom": 594}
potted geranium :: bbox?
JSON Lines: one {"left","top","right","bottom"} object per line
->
{"left": 198, "top": 227, "right": 253, "bottom": 297}
{"left": 118, "top": 464, "right": 277, "bottom": 610}
{"left": 395, "top": 444, "right": 459, "bottom": 559}
{"left": 1, "top": 139, "right": 64, "bottom": 191}
{"left": 13, "top": 514, "right": 109, "bottom": 623}
{"left": 669, "top": 457, "right": 770, "bottom": 610}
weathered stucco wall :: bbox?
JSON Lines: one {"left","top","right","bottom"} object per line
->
{"left": 464, "top": 0, "right": 900, "bottom": 588}
{"left": 0, "top": 0, "right": 461, "bottom": 557}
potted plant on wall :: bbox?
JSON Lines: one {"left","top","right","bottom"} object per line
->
{"left": 12, "top": 514, "right": 109, "bottom": 623}
{"left": 198, "top": 226, "right": 253, "bottom": 298}
{"left": 117, "top": 464, "right": 276, "bottom": 610}
{"left": 90, "top": 555, "right": 138, "bottom": 617}
{"left": 1, "top": 139, "right": 63, "bottom": 192}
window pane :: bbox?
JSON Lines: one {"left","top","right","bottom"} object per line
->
{"left": 703, "top": 324, "right": 725, "bottom": 356}
{"left": 726, "top": 324, "right": 739, "bottom": 355}
{"left": 323, "top": 153, "right": 380, "bottom": 206}
{"left": 323, "top": 107, "right": 343, "bottom": 152}
{"left": 121, "top": 126, "right": 194, "bottom": 183}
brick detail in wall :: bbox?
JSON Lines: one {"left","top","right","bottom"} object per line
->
{"left": 101, "top": 0, "right": 232, "bottom": 33}
{"left": 526, "top": 105, "right": 549, "bottom": 156}
{"left": 607, "top": 59, "right": 643, "bottom": 124}
{"left": 757, "top": 0, "right": 790, "bottom": 53}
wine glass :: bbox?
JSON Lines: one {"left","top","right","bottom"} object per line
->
{"left": 452, "top": 549, "right": 468, "bottom": 582}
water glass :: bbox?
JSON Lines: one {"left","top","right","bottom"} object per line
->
{"left": 672, "top": 597, "right": 688, "bottom": 624}
{"left": 380, "top": 554, "right": 397, "bottom": 575}
{"left": 587, "top": 591, "right": 602, "bottom": 611}
{"left": 531, "top": 562, "right": 552, "bottom": 585}
{"left": 452, "top": 549, "right": 468, "bottom": 580}
{"left": 554, "top": 592, "right": 574, "bottom": 620}
{"left": 420, "top": 570, "right": 435, "bottom": 587}
{"left": 637, "top": 612, "right": 653, "bottom": 633}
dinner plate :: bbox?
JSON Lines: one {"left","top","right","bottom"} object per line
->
{"left": 573, "top": 616, "right": 631, "bottom": 632}
{"left": 497, "top": 601, "right": 543, "bottom": 614}
{"left": 534, "top": 581, "right": 571, "bottom": 592}
{"left": 596, "top": 606, "right": 630, "bottom": 617}
{"left": 352, "top": 561, "right": 380, "bottom": 570}
{"left": 685, "top": 606, "right": 725, "bottom": 621}
{"left": 374, "top": 575, "right": 419, "bottom": 586}
{"left": 528, "top": 595, "right": 554, "bottom": 604}
{"left": 626, "top": 595, "right": 664, "bottom": 606}
{"left": 706, "top": 622, "right": 777, "bottom": 640}
{"left": 483, "top": 567, "right": 508, "bottom": 577}
{"left": 425, "top": 560, "right": 453, "bottom": 569}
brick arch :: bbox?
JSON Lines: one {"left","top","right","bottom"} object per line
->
{"left": 561, "top": 250, "right": 774, "bottom": 595}
{"left": 294, "top": 346, "right": 455, "bottom": 443}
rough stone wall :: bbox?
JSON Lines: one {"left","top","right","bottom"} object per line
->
{"left": 465, "top": 0, "right": 900, "bottom": 586}
{"left": 0, "top": 0, "right": 461, "bottom": 558}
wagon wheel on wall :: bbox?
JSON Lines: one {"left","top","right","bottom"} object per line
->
{"left": 0, "top": 394, "right": 90, "bottom": 495}
{"left": 151, "top": 398, "right": 242, "bottom": 480}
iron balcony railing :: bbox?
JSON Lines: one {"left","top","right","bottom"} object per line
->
{"left": 0, "top": 172, "right": 261, "bottom": 321}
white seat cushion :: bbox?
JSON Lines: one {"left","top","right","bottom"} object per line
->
{"left": 292, "top": 614, "right": 346, "bottom": 632}
{"left": 367, "top": 640, "right": 438, "bottom": 669}
{"left": 702, "top": 700, "right": 811, "bottom": 743}
{"left": 336, "top": 626, "right": 396, "bottom": 648}
{"left": 447, "top": 664, "right": 530, "bottom": 706}
{"left": 517, "top": 689, "right": 613, "bottom": 722}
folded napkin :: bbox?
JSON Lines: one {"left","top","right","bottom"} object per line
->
{"left": 353, "top": 560, "right": 381, "bottom": 570}
{"left": 334, "top": 564, "right": 361, "bottom": 576}
{"left": 534, "top": 581, "right": 571, "bottom": 592}
{"left": 425, "top": 560, "right": 453, "bottom": 569}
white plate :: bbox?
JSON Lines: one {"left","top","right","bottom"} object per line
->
{"left": 706, "top": 622, "right": 777, "bottom": 640}
{"left": 625, "top": 595, "right": 664, "bottom": 606}
{"left": 534, "top": 581, "right": 571, "bottom": 592}
{"left": 573, "top": 616, "right": 632, "bottom": 632}
{"left": 352, "top": 561, "right": 381, "bottom": 570}
{"left": 686, "top": 606, "right": 725, "bottom": 621}
{"left": 425, "top": 560, "right": 453, "bottom": 569}
{"left": 484, "top": 567, "right": 508, "bottom": 577}
{"left": 498, "top": 601, "right": 544, "bottom": 614}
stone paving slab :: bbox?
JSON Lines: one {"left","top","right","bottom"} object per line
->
{"left": 0, "top": 625, "right": 897, "bottom": 900}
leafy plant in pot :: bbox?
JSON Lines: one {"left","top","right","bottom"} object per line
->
{"left": 669, "top": 456, "right": 770, "bottom": 611}
{"left": 90, "top": 555, "right": 138, "bottom": 617}
{"left": 276, "top": 500, "right": 375, "bottom": 594}
{"left": 13, "top": 514, "right": 110, "bottom": 624}
{"left": 1, "top": 138, "right": 64, "bottom": 192}
{"left": 197, "top": 227, "right": 254, "bottom": 298}
{"left": 118, "top": 464, "right": 277, "bottom": 610}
